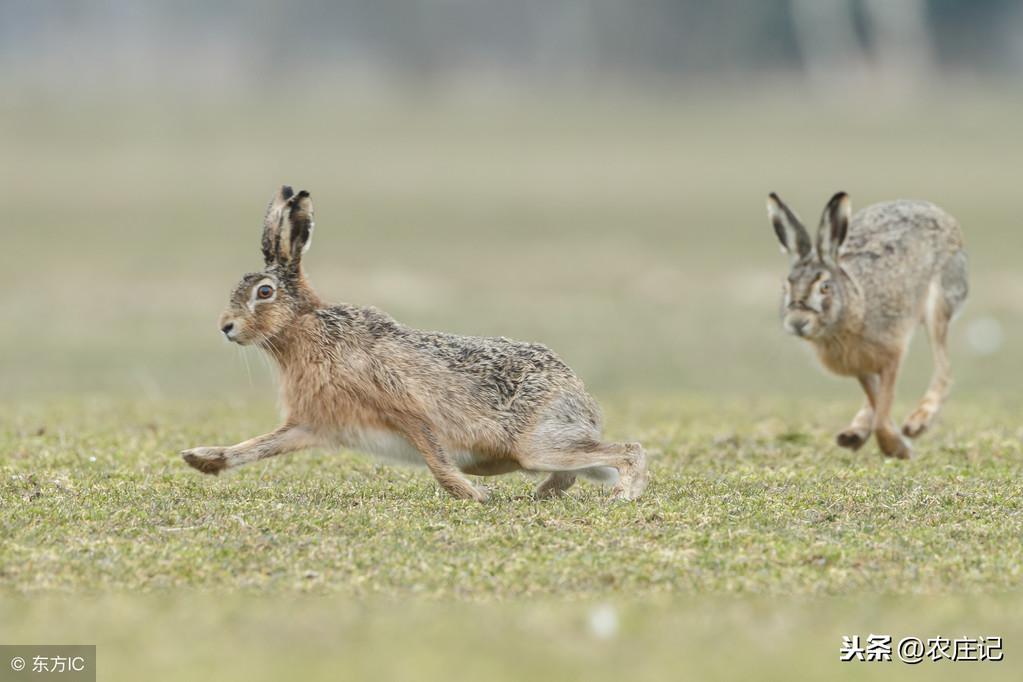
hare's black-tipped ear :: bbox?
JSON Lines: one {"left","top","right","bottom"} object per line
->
{"left": 285, "top": 190, "right": 314, "bottom": 268}
{"left": 767, "top": 193, "right": 811, "bottom": 262}
{"left": 817, "top": 192, "right": 850, "bottom": 265}
{"left": 261, "top": 185, "right": 295, "bottom": 266}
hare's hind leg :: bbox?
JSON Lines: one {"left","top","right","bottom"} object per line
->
{"left": 521, "top": 441, "right": 647, "bottom": 501}
{"left": 837, "top": 374, "right": 878, "bottom": 450}
{"left": 903, "top": 282, "right": 954, "bottom": 439}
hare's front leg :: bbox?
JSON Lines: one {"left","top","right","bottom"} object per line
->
{"left": 181, "top": 425, "right": 316, "bottom": 475}
{"left": 873, "top": 363, "right": 912, "bottom": 460}
{"left": 401, "top": 424, "right": 490, "bottom": 502}
{"left": 836, "top": 375, "right": 877, "bottom": 451}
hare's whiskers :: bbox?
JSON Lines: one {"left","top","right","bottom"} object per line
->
{"left": 239, "top": 346, "right": 253, "bottom": 387}
{"left": 255, "top": 330, "right": 284, "bottom": 367}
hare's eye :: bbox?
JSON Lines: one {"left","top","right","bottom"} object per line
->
{"left": 819, "top": 281, "right": 832, "bottom": 295}
{"left": 256, "top": 285, "right": 274, "bottom": 300}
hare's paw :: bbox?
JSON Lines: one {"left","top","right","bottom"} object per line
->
{"left": 628, "top": 466, "right": 650, "bottom": 499}
{"left": 875, "top": 430, "right": 912, "bottom": 460}
{"left": 609, "top": 444, "right": 648, "bottom": 501}
{"left": 901, "top": 407, "right": 934, "bottom": 439}
{"left": 610, "top": 474, "right": 646, "bottom": 501}
{"left": 181, "top": 446, "right": 229, "bottom": 475}
{"left": 473, "top": 484, "right": 492, "bottom": 503}
{"left": 836, "top": 429, "right": 869, "bottom": 451}
{"left": 453, "top": 483, "right": 490, "bottom": 503}
{"left": 610, "top": 482, "right": 638, "bottom": 501}
{"left": 443, "top": 481, "right": 491, "bottom": 503}
{"left": 535, "top": 472, "right": 577, "bottom": 500}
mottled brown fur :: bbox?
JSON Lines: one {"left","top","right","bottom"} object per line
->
{"left": 767, "top": 192, "right": 968, "bottom": 459}
{"left": 182, "top": 186, "right": 647, "bottom": 501}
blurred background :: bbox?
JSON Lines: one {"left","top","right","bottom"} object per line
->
{"left": 2, "top": 0, "right": 1020, "bottom": 403}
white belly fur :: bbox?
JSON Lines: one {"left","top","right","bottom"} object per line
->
{"left": 334, "top": 426, "right": 480, "bottom": 471}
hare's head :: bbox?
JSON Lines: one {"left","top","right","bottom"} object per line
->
{"left": 767, "top": 192, "right": 852, "bottom": 340}
{"left": 219, "top": 186, "right": 318, "bottom": 346}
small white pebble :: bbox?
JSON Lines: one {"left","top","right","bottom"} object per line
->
{"left": 587, "top": 603, "right": 619, "bottom": 640}
{"left": 966, "top": 316, "right": 1004, "bottom": 355}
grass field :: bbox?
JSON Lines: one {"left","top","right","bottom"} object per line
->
{"left": 4, "top": 398, "right": 1023, "bottom": 596}
{"left": 2, "top": 90, "right": 1021, "bottom": 680}
{"left": 2, "top": 398, "right": 1022, "bottom": 679}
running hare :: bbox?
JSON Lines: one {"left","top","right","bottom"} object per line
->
{"left": 181, "top": 186, "right": 647, "bottom": 501}
{"left": 767, "top": 192, "right": 968, "bottom": 459}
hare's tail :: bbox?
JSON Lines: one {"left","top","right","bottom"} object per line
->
{"left": 940, "top": 250, "right": 969, "bottom": 318}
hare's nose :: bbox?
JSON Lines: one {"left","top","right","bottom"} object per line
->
{"left": 221, "top": 322, "right": 235, "bottom": 336}
{"left": 791, "top": 319, "right": 808, "bottom": 336}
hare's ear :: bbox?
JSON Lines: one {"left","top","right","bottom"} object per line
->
{"left": 767, "top": 193, "right": 811, "bottom": 262}
{"left": 261, "top": 185, "right": 295, "bottom": 266}
{"left": 284, "top": 190, "right": 314, "bottom": 269}
{"left": 817, "top": 192, "right": 850, "bottom": 265}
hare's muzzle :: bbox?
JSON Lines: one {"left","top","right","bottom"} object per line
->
{"left": 219, "top": 312, "right": 242, "bottom": 342}
{"left": 783, "top": 312, "right": 819, "bottom": 339}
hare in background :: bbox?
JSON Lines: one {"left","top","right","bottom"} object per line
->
{"left": 181, "top": 186, "right": 648, "bottom": 501}
{"left": 767, "top": 192, "right": 968, "bottom": 459}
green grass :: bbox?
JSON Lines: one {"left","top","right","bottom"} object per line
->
{"left": 2, "top": 398, "right": 1022, "bottom": 680}
{"left": 3, "top": 398, "right": 1022, "bottom": 597}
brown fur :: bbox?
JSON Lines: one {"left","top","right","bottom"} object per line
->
{"left": 767, "top": 192, "right": 968, "bottom": 459}
{"left": 182, "top": 186, "right": 648, "bottom": 501}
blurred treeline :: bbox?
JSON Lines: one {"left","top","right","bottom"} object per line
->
{"left": 1, "top": 1, "right": 1021, "bottom": 96}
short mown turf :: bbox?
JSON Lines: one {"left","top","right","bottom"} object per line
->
{"left": 2, "top": 396, "right": 1021, "bottom": 681}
